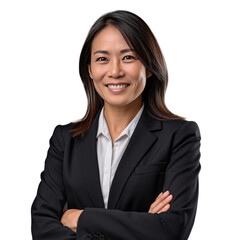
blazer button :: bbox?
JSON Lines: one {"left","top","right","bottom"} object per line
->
{"left": 84, "top": 233, "right": 93, "bottom": 240}
{"left": 92, "top": 232, "right": 105, "bottom": 240}
{"left": 98, "top": 235, "right": 105, "bottom": 240}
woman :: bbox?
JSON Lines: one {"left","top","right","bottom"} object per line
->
{"left": 31, "top": 10, "right": 201, "bottom": 240}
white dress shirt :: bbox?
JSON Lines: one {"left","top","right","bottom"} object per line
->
{"left": 96, "top": 103, "right": 144, "bottom": 208}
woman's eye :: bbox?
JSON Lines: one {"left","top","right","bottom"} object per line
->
{"left": 96, "top": 57, "right": 107, "bottom": 62}
{"left": 123, "top": 55, "right": 135, "bottom": 61}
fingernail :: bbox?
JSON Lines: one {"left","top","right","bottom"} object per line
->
{"left": 163, "top": 190, "right": 169, "bottom": 196}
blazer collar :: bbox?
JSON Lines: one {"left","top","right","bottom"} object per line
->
{"left": 77, "top": 106, "right": 162, "bottom": 209}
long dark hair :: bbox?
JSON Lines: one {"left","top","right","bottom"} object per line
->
{"left": 71, "top": 10, "right": 184, "bottom": 138}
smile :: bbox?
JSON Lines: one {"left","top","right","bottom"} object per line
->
{"left": 107, "top": 84, "right": 130, "bottom": 89}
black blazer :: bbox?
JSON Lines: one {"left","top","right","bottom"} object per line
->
{"left": 31, "top": 107, "right": 201, "bottom": 240}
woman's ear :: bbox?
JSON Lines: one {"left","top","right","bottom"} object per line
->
{"left": 88, "top": 64, "right": 93, "bottom": 79}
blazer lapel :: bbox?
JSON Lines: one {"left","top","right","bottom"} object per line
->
{"left": 75, "top": 107, "right": 162, "bottom": 209}
{"left": 76, "top": 109, "right": 105, "bottom": 208}
{"left": 107, "top": 108, "right": 162, "bottom": 209}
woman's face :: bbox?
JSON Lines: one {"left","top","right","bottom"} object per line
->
{"left": 88, "top": 25, "right": 151, "bottom": 109}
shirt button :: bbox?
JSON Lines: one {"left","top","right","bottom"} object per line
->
{"left": 114, "top": 143, "right": 119, "bottom": 147}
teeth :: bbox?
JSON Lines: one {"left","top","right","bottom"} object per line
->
{"left": 107, "top": 84, "right": 128, "bottom": 89}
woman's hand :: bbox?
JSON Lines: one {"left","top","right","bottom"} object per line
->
{"left": 148, "top": 191, "right": 173, "bottom": 214}
{"left": 60, "top": 209, "right": 83, "bottom": 233}
{"left": 60, "top": 192, "right": 172, "bottom": 231}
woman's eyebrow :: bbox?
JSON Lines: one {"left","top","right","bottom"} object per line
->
{"left": 93, "top": 48, "right": 135, "bottom": 55}
{"left": 120, "top": 48, "right": 135, "bottom": 54}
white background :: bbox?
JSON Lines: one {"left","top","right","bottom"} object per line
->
{"left": 0, "top": 0, "right": 239, "bottom": 239}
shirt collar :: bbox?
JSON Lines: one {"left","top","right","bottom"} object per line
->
{"left": 96, "top": 103, "right": 145, "bottom": 141}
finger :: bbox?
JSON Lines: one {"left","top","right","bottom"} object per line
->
{"left": 157, "top": 203, "right": 170, "bottom": 214}
{"left": 150, "top": 194, "right": 173, "bottom": 214}
{"left": 153, "top": 194, "right": 173, "bottom": 213}
{"left": 150, "top": 191, "right": 170, "bottom": 210}
{"left": 153, "top": 191, "right": 169, "bottom": 206}
{"left": 149, "top": 191, "right": 169, "bottom": 212}
{"left": 156, "top": 192, "right": 164, "bottom": 200}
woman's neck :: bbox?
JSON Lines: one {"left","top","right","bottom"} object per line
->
{"left": 103, "top": 97, "right": 143, "bottom": 142}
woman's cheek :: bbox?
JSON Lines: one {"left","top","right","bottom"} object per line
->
{"left": 92, "top": 64, "right": 107, "bottom": 79}
{"left": 92, "top": 80, "right": 105, "bottom": 100}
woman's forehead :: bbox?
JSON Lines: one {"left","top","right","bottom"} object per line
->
{"left": 91, "top": 25, "right": 130, "bottom": 52}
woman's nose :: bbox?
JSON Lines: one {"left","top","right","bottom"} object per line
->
{"left": 108, "top": 60, "right": 124, "bottom": 78}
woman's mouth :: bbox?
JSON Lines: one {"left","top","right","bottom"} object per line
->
{"left": 105, "top": 83, "right": 130, "bottom": 93}
{"left": 106, "top": 84, "right": 130, "bottom": 89}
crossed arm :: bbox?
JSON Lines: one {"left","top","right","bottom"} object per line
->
{"left": 32, "top": 121, "right": 200, "bottom": 239}
{"left": 61, "top": 191, "right": 173, "bottom": 232}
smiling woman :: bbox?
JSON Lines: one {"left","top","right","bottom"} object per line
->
{"left": 31, "top": 10, "right": 201, "bottom": 240}
{"left": 88, "top": 25, "right": 150, "bottom": 116}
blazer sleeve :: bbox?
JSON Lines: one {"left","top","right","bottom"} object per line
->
{"left": 31, "top": 125, "right": 76, "bottom": 240}
{"left": 76, "top": 121, "right": 201, "bottom": 240}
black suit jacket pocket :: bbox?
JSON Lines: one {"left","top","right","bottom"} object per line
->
{"left": 134, "top": 162, "right": 167, "bottom": 175}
